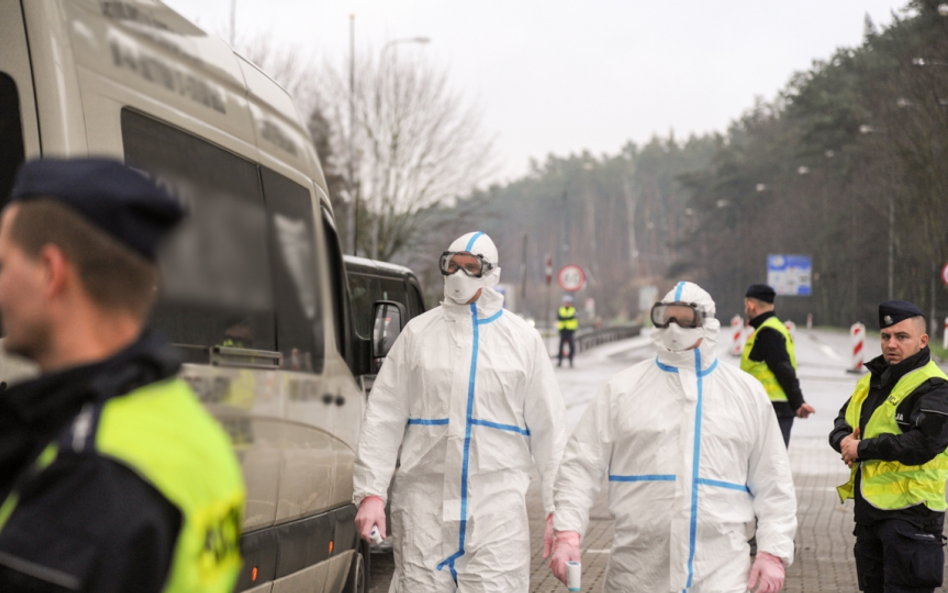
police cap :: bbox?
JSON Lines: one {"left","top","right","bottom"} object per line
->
{"left": 9, "top": 157, "right": 184, "bottom": 261}
{"left": 878, "top": 300, "right": 925, "bottom": 329}
{"left": 745, "top": 284, "right": 776, "bottom": 304}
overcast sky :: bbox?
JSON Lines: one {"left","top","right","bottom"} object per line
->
{"left": 163, "top": 0, "right": 907, "bottom": 183}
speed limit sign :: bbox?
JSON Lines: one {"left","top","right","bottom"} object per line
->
{"left": 558, "top": 265, "right": 586, "bottom": 292}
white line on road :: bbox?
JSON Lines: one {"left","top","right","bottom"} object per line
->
{"left": 818, "top": 344, "right": 842, "bottom": 361}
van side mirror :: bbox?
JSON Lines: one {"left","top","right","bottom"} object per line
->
{"left": 372, "top": 300, "right": 407, "bottom": 361}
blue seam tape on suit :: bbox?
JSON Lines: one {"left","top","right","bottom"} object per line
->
{"left": 686, "top": 347, "right": 703, "bottom": 589}
{"left": 696, "top": 478, "right": 751, "bottom": 493}
{"left": 656, "top": 358, "right": 679, "bottom": 373}
{"left": 407, "top": 418, "right": 450, "bottom": 426}
{"left": 674, "top": 281, "right": 685, "bottom": 301}
{"left": 465, "top": 232, "right": 484, "bottom": 252}
{"left": 437, "top": 302, "right": 500, "bottom": 579}
{"left": 470, "top": 418, "right": 530, "bottom": 435}
{"left": 478, "top": 309, "right": 503, "bottom": 325}
{"left": 609, "top": 474, "right": 677, "bottom": 482}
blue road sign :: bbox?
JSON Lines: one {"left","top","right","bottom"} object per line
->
{"left": 767, "top": 254, "right": 812, "bottom": 296}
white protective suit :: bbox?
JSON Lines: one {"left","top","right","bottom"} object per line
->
{"left": 353, "top": 232, "right": 567, "bottom": 592}
{"left": 553, "top": 281, "right": 796, "bottom": 593}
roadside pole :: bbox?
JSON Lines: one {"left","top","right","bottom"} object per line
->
{"left": 545, "top": 253, "right": 553, "bottom": 336}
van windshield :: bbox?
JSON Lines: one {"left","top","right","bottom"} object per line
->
{"left": 0, "top": 73, "right": 25, "bottom": 206}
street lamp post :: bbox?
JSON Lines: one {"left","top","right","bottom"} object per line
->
{"left": 349, "top": 15, "right": 357, "bottom": 255}
{"left": 860, "top": 123, "right": 895, "bottom": 300}
{"left": 229, "top": 0, "right": 237, "bottom": 45}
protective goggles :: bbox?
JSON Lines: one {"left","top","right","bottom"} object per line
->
{"left": 439, "top": 251, "right": 494, "bottom": 278}
{"left": 650, "top": 301, "right": 708, "bottom": 329}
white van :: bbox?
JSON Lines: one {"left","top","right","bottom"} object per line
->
{"left": 0, "top": 2, "right": 394, "bottom": 592}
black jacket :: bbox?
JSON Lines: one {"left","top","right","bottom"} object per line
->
{"left": 829, "top": 347, "right": 948, "bottom": 530}
{"left": 747, "top": 311, "right": 805, "bottom": 415}
{"left": 0, "top": 332, "right": 183, "bottom": 592}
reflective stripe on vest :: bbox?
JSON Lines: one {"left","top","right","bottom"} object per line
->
{"left": 836, "top": 359, "right": 948, "bottom": 511}
{"left": 0, "top": 379, "right": 245, "bottom": 593}
{"left": 740, "top": 316, "right": 797, "bottom": 402}
{"left": 558, "top": 306, "right": 578, "bottom": 331}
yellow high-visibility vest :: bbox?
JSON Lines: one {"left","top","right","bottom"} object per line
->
{"left": 558, "top": 305, "right": 578, "bottom": 331}
{"left": 0, "top": 378, "right": 245, "bottom": 592}
{"left": 836, "top": 359, "right": 948, "bottom": 511}
{"left": 740, "top": 316, "right": 797, "bottom": 402}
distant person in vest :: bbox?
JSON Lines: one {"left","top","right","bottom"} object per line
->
{"left": 558, "top": 294, "right": 578, "bottom": 367}
{"left": 0, "top": 158, "right": 245, "bottom": 592}
{"left": 831, "top": 300, "right": 948, "bottom": 593}
{"left": 741, "top": 284, "right": 815, "bottom": 447}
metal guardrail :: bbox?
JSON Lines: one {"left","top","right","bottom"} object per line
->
{"left": 573, "top": 323, "right": 643, "bottom": 354}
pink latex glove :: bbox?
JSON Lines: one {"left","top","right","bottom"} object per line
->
{"left": 355, "top": 496, "right": 386, "bottom": 543}
{"left": 747, "top": 552, "right": 785, "bottom": 593}
{"left": 542, "top": 513, "right": 554, "bottom": 558}
{"left": 548, "top": 530, "right": 581, "bottom": 585}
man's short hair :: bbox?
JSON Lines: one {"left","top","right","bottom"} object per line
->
{"left": 746, "top": 297, "right": 774, "bottom": 310}
{"left": 9, "top": 199, "right": 157, "bottom": 320}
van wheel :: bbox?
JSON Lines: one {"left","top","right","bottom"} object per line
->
{"left": 343, "top": 541, "right": 369, "bottom": 593}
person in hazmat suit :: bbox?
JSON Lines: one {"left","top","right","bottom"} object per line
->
{"left": 353, "top": 231, "right": 567, "bottom": 592}
{"left": 548, "top": 281, "right": 797, "bottom": 593}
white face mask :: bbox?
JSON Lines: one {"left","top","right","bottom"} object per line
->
{"left": 658, "top": 323, "right": 703, "bottom": 352}
{"left": 444, "top": 273, "right": 483, "bottom": 304}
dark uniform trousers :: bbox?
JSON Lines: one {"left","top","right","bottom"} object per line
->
{"left": 854, "top": 519, "right": 946, "bottom": 593}
{"left": 558, "top": 330, "right": 575, "bottom": 366}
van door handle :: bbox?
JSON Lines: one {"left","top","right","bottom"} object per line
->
{"left": 322, "top": 394, "right": 334, "bottom": 405}
{"left": 335, "top": 395, "right": 345, "bottom": 406}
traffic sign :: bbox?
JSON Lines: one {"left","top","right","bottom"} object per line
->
{"left": 767, "top": 254, "right": 812, "bottom": 296}
{"left": 558, "top": 265, "right": 585, "bottom": 292}
{"left": 941, "top": 263, "right": 948, "bottom": 287}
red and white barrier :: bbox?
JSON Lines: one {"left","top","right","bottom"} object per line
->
{"left": 943, "top": 316, "right": 948, "bottom": 351}
{"left": 730, "top": 315, "right": 744, "bottom": 356}
{"left": 850, "top": 323, "right": 866, "bottom": 372}
{"left": 806, "top": 313, "right": 813, "bottom": 331}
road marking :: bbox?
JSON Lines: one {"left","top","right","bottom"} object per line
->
{"left": 818, "top": 344, "right": 842, "bottom": 361}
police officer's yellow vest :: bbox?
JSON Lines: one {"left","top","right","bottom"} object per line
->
{"left": 836, "top": 359, "right": 948, "bottom": 511}
{"left": 0, "top": 378, "right": 245, "bottom": 592}
{"left": 740, "top": 316, "right": 797, "bottom": 403}
{"left": 558, "top": 305, "right": 578, "bottom": 331}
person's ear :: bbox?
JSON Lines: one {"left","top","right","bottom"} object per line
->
{"left": 920, "top": 333, "right": 929, "bottom": 348}
{"left": 37, "top": 244, "right": 70, "bottom": 299}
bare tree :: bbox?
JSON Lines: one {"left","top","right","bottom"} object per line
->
{"left": 319, "top": 48, "right": 496, "bottom": 261}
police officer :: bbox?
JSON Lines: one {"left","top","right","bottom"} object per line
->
{"left": 741, "top": 284, "right": 815, "bottom": 447}
{"left": 831, "top": 300, "right": 948, "bottom": 593}
{"left": 0, "top": 158, "right": 245, "bottom": 592}
{"left": 557, "top": 294, "right": 578, "bottom": 368}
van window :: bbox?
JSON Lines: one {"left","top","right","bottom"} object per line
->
{"left": 408, "top": 285, "right": 425, "bottom": 318}
{"left": 379, "top": 278, "right": 407, "bottom": 307}
{"left": 261, "top": 167, "right": 323, "bottom": 372}
{"left": 348, "top": 272, "right": 379, "bottom": 339}
{"left": 0, "top": 73, "right": 25, "bottom": 205}
{"left": 321, "top": 209, "right": 348, "bottom": 359}
{"left": 121, "top": 109, "right": 276, "bottom": 352}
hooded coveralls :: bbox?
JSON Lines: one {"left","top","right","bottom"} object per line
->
{"left": 353, "top": 286, "right": 567, "bottom": 592}
{"left": 554, "top": 282, "right": 797, "bottom": 592}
